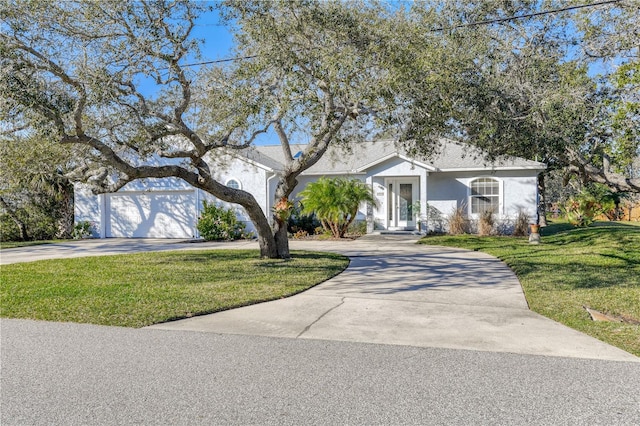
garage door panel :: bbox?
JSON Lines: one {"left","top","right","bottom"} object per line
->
{"left": 107, "top": 191, "right": 196, "bottom": 238}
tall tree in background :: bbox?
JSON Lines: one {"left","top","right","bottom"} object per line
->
{"left": 399, "top": 0, "right": 639, "bottom": 224}
{"left": 0, "top": 0, "right": 434, "bottom": 257}
{"left": 395, "top": 1, "right": 594, "bottom": 223}
{"left": 0, "top": 135, "right": 76, "bottom": 240}
{"left": 570, "top": 0, "right": 640, "bottom": 191}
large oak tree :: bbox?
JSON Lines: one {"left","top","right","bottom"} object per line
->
{"left": 401, "top": 0, "right": 639, "bottom": 196}
{"left": 0, "top": 0, "right": 427, "bottom": 257}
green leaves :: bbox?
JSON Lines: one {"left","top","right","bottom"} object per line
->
{"left": 299, "top": 177, "right": 376, "bottom": 238}
{"left": 196, "top": 200, "right": 246, "bottom": 241}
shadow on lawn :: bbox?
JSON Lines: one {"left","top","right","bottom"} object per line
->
{"left": 421, "top": 221, "right": 640, "bottom": 291}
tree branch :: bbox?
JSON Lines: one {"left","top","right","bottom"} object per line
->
{"left": 567, "top": 149, "right": 640, "bottom": 192}
{"left": 274, "top": 119, "right": 294, "bottom": 163}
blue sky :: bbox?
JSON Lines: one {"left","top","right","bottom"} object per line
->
{"left": 192, "top": 8, "right": 236, "bottom": 64}
{"left": 163, "top": 3, "right": 620, "bottom": 146}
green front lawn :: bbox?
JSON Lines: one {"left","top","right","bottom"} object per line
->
{"left": 419, "top": 221, "right": 640, "bottom": 357}
{"left": 0, "top": 250, "right": 349, "bottom": 328}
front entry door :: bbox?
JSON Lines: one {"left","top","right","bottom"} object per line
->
{"left": 387, "top": 178, "right": 419, "bottom": 230}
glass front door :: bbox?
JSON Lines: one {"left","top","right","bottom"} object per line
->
{"left": 387, "top": 178, "right": 418, "bottom": 229}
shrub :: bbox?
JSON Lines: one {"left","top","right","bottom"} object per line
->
{"left": 292, "top": 230, "right": 308, "bottom": 239}
{"left": 0, "top": 214, "right": 21, "bottom": 242}
{"left": 314, "top": 226, "right": 329, "bottom": 236}
{"left": 564, "top": 195, "right": 599, "bottom": 227}
{"left": 447, "top": 206, "right": 468, "bottom": 235}
{"left": 563, "top": 184, "right": 622, "bottom": 227}
{"left": 347, "top": 219, "right": 367, "bottom": 236}
{"left": 512, "top": 210, "right": 529, "bottom": 236}
{"left": 72, "top": 221, "right": 93, "bottom": 239}
{"left": 197, "top": 201, "right": 245, "bottom": 241}
{"left": 299, "top": 177, "right": 377, "bottom": 238}
{"left": 0, "top": 207, "right": 59, "bottom": 242}
{"left": 477, "top": 210, "right": 495, "bottom": 236}
{"left": 287, "top": 203, "right": 321, "bottom": 235}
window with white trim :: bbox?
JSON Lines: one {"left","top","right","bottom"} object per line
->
{"left": 226, "top": 179, "right": 241, "bottom": 190}
{"left": 470, "top": 178, "right": 499, "bottom": 214}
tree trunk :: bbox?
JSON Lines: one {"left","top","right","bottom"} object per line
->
{"left": 537, "top": 173, "right": 548, "bottom": 227}
{"left": 0, "top": 197, "right": 29, "bottom": 241}
{"left": 274, "top": 221, "right": 290, "bottom": 259}
{"left": 241, "top": 201, "right": 278, "bottom": 258}
{"left": 241, "top": 203, "right": 291, "bottom": 259}
{"left": 272, "top": 183, "right": 296, "bottom": 259}
{"left": 56, "top": 184, "right": 75, "bottom": 239}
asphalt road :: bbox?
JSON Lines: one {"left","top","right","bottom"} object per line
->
{"left": 2, "top": 319, "right": 639, "bottom": 425}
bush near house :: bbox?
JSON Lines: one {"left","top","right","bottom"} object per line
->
{"left": 512, "top": 210, "right": 530, "bottom": 236}
{"left": 299, "top": 177, "right": 376, "bottom": 238}
{"left": 477, "top": 210, "right": 495, "bottom": 236}
{"left": 447, "top": 206, "right": 469, "bottom": 235}
{"left": 197, "top": 201, "right": 245, "bottom": 241}
{"left": 287, "top": 203, "right": 321, "bottom": 236}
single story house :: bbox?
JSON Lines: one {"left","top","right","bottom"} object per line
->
{"left": 75, "top": 139, "right": 546, "bottom": 238}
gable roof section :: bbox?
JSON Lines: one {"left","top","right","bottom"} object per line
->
{"left": 228, "top": 146, "right": 282, "bottom": 172}
{"left": 239, "top": 139, "right": 545, "bottom": 174}
{"left": 430, "top": 142, "right": 546, "bottom": 171}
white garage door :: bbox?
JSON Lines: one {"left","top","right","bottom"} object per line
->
{"left": 106, "top": 190, "right": 197, "bottom": 238}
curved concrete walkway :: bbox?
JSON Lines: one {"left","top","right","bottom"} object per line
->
{"left": 147, "top": 234, "right": 638, "bottom": 362}
{"left": 2, "top": 235, "right": 636, "bottom": 361}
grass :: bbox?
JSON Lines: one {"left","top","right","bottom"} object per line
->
{"left": 419, "top": 221, "right": 640, "bottom": 357}
{"left": 0, "top": 250, "right": 349, "bottom": 328}
{"left": 0, "top": 239, "right": 70, "bottom": 249}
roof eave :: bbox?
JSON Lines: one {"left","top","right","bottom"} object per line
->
{"left": 355, "top": 153, "right": 437, "bottom": 173}
{"left": 300, "top": 171, "right": 367, "bottom": 176}
{"left": 231, "top": 153, "right": 278, "bottom": 173}
{"left": 437, "top": 165, "right": 547, "bottom": 172}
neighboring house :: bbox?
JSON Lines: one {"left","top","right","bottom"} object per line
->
{"left": 75, "top": 139, "right": 546, "bottom": 238}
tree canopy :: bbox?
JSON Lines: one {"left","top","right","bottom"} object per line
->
{"left": 0, "top": 0, "right": 430, "bottom": 256}
{"left": 1, "top": 0, "right": 638, "bottom": 251}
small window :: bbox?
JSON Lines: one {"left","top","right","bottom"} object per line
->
{"left": 226, "top": 179, "right": 241, "bottom": 190}
{"left": 470, "top": 178, "right": 499, "bottom": 214}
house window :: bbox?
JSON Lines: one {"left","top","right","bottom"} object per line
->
{"left": 470, "top": 178, "right": 499, "bottom": 214}
{"left": 226, "top": 179, "right": 241, "bottom": 190}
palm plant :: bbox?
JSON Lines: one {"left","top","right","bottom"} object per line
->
{"left": 299, "top": 177, "right": 377, "bottom": 238}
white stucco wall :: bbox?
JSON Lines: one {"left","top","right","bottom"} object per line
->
{"left": 74, "top": 151, "right": 541, "bottom": 238}
{"left": 214, "top": 157, "right": 271, "bottom": 234}
{"left": 425, "top": 170, "right": 539, "bottom": 232}
{"left": 74, "top": 156, "right": 272, "bottom": 238}
{"left": 74, "top": 184, "right": 103, "bottom": 238}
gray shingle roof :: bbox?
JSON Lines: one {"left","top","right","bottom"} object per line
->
{"left": 242, "top": 139, "right": 545, "bottom": 173}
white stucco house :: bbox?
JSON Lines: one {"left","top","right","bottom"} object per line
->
{"left": 75, "top": 139, "right": 546, "bottom": 238}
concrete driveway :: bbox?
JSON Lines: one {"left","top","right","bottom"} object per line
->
{"left": 151, "top": 235, "right": 637, "bottom": 362}
{"left": 2, "top": 235, "right": 637, "bottom": 361}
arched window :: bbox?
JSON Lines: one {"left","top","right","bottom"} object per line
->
{"left": 226, "top": 179, "right": 241, "bottom": 190}
{"left": 470, "top": 178, "right": 499, "bottom": 214}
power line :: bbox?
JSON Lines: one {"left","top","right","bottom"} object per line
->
{"left": 432, "top": 0, "right": 621, "bottom": 31}
{"left": 173, "top": 0, "right": 621, "bottom": 69}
